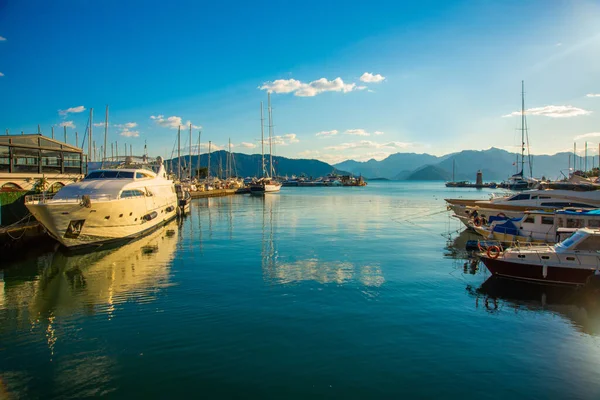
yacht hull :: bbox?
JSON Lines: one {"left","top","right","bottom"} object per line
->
{"left": 27, "top": 196, "right": 178, "bottom": 248}
{"left": 481, "top": 257, "right": 597, "bottom": 285}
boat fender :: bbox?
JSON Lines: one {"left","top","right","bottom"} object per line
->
{"left": 142, "top": 211, "right": 158, "bottom": 222}
{"left": 81, "top": 195, "right": 92, "bottom": 208}
{"left": 497, "top": 212, "right": 507, "bottom": 219}
{"left": 165, "top": 206, "right": 175, "bottom": 213}
{"left": 473, "top": 217, "right": 482, "bottom": 227}
{"left": 542, "top": 265, "right": 548, "bottom": 279}
{"left": 486, "top": 245, "right": 501, "bottom": 259}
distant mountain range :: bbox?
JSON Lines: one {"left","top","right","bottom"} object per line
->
{"left": 89, "top": 147, "right": 591, "bottom": 182}
{"left": 335, "top": 147, "right": 590, "bottom": 181}
{"left": 167, "top": 151, "right": 347, "bottom": 179}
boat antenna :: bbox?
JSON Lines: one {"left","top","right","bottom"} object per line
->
{"left": 208, "top": 141, "right": 211, "bottom": 180}
{"left": 189, "top": 123, "right": 192, "bottom": 181}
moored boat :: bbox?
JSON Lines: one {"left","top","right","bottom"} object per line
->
{"left": 25, "top": 157, "right": 178, "bottom": 248}
{"left": 479, "top": 228, "right": 600, "bottom": 285}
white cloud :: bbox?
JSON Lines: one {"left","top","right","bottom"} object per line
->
{"left": 587, "top": 93, "right": 600, "bottom": 98}
{"left": 503, "top": 105, "right": 592, "bottom": 118}
{"left": 116, "top": 122, "right": 138, "bottom": 129}
{"left": 360, "top": 72, "right": 385, "bottom": 83}
{"left": 120, "top": 128, "right": 140, "bottom": 137}
{"left": 0, "top": 72, "right": 4, "bottom": 77}
{"left": 0, "top": 36, "right": 6, "bottom": 41}
{"left": 59, "top": 121, "right": 76, "bottom": 128}
{"left": 262, "top": 133, "right": 300, "bottom": 146}
{"left": 316, "top": 129, "right": 339, "bottom": 137}
{"left": 325, "top": 140, "right": 412, "bottom": 151}
{"left": 93, "top": 122, "right": 106, "bottom": 127}
{"left": 239, "top": 142, "right": 257, "bottom": 148}
{"left": 345, "top": 129, "right": 370, "bottom": 136}
{"left": 574, "top": 132, "right": 600, "bottom": 141}
{"left": 58, "top": 105, "right": 86, "bottom": 116}
{"left": 356, "top": 86, "right": 367, "bottom": 91}
{"left": 151, "top": 115, "right": 201, "bottom": 130}
{"left": 556, "top": 42, "right": 562, "bottom": 47}
{"left": 374, "top": 131, "right": 384, "bottom": 135}
{"left": 367, "top": 89, "right": 375, "bottom": 93}
{"left": 260, "top": 77, "right": 359, "bottom": 97}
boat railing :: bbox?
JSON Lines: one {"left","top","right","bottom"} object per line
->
{"left": 25, "top": 193, "right": 117, "bottom": 204}
{"left": 24, "top": 193, "right": 57, "bottom": 204}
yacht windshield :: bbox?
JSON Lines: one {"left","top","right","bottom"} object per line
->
{"left": 85, "top": 170, "right": 135, "bottom": 180}
{"left": 555, "top": 231, "right": 586, "bottom": 250}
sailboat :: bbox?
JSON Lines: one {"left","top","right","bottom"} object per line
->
{"left": 506, "top": 81, "right": 538, "bottom": 191}
{"left": 250, "top": 93, "right": 282, "bottom": 195}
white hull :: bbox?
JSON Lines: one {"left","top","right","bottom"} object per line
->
{"left": 27, "top": 196, "right": 178, "bottom": 248}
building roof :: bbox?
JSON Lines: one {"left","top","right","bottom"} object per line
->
{"left": 0, "top": 134, "right": 83, "bottom": 153}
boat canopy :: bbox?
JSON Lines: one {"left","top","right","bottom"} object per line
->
{"left": 491, "top": 219, "right": 519, "bottom": 236}
{"left": 556, "top": 209, "right": 600, "bottom": 216}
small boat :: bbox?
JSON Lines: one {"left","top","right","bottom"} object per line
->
{"left": 479, "top": 228, "right": 600, "bottom": 285}
{"left": 249, "top": 177, "right": 281, "bottom": 195}
{"left": 25, "top": 157, "right": 178, "bottom": 249}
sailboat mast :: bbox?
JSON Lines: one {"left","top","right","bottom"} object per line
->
{"left": 189, "top": 123, "right": 192, "bottom": 181}
{"left": 177, "top": 125, "right": 181, "bottom": 181}
{"left": 521, "top": 81, "right": 525, "bottom": 177}
{"left": 452, "top": 159, "right": 455, "bottom": 182}
{"left": 268, "top": 92, "right": 273, "bottom": 177}
{"left": 89, "top": 108, "right": 93, "bottom": 162}
{"left": 260, "top": 101, "right": 265, "bottom": 177}
{"left": 197, "top": 130, "right": 201, "bottom": 180}
{"left": 228, "top": 138, "right": 231, "bottom": 179}
{"left": 103, "top": 105, "right": 108, "bottom": 167}
{"left": 208, "top": 141, "right": 211, "bottom": 180}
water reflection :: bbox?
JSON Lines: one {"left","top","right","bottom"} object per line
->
{"left": 468, "top": 277, "right": 600, "bottom": 335}
{"left": 257, "top": 194, "right": 385, "bottom": 287}
{"left": 0, "top": 220, "right": 179, "bottom": 325}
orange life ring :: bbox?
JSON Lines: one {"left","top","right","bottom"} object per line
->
{"left": 487, "top": 245, "right": 501, "bottom": 259}
{"left": 473, "top": 217, "right": 482, "bottom": 227}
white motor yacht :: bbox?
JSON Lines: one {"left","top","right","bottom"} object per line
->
{"left": 25, "top": 157, "right": 178, "bottom": 248}
{"left": 479, "top": 228, "right": 600, "bottom": 285}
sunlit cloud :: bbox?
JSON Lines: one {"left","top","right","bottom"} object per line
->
{"left": 0, "top": 72, "right": 4, "bottom": 77}
{"left": 58, "top": 121, "right": 75, "bottom": 128}
{"left": 316, "top": 130, "right": 338, "bottom": 137}
{"left": 325, "top": 140, "right": 412, "bottom": 151}
{"left": 345, "top": 129, "right": 370, "bottom": 136}
{"left": 150, "top": 115, "right": 201, "bottom": 129}
{"left": 240, "top": 142, "right": 257, "bottom": 148}
{"left": 574, "top": 132, "right": 600, "bottom": 141}
{"left": 374, "top": 131, "right": 384, "bottom": 135}
{"left": 587, "top": 93, "right": 600, "bottom": 98}
{"left": 120, "top": 128, "right": 140, "bottom": 137}
{"left": 58, "top": 105, "right": 86, "bottom": 116}
{"left": 262, "top": 133, "right": 300, "bottom": 146}
{"left": 259, "top": 77, "right": 360, "bottom": 97}
{"left": 0, "top": 36, "right": 6, "bottom": 41}
{"left": 503, "top": 105, "right": 591, "bottom": 118}
{"left": 116, "top": 122, "right": 138, "bottom": 129}
{"left": 360, "top": 72, "right": 385, "bottom": 83}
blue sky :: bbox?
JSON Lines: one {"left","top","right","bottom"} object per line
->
{"left": 1, "top": 0, "right": 600, "bottom": 164}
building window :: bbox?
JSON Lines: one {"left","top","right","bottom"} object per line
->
{"left": 12, "top": 147, "right": 39, "bottom": 173}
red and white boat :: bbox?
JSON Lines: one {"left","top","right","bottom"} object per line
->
{"left": 479, "top": 228, "right": 600, "bottom": 285}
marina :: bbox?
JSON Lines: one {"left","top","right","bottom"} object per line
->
{"left": 2, "top": 1, "right": 600, "bottom": 397}
{"left": 2, "top": 182, "right": 600, "bottom": 398}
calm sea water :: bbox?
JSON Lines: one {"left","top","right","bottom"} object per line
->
{"left": 2, "top": 181, "right": 600, "bottom": 399}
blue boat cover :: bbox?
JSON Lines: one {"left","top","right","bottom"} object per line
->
{"left": 488, "top": 215, "right": 509, "bottom": 224}
{"left": 491, "top": 219, "right": 519, "bottom": 236}
{"left": 556, "top": 209, "right": 600, "bottom": 216}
